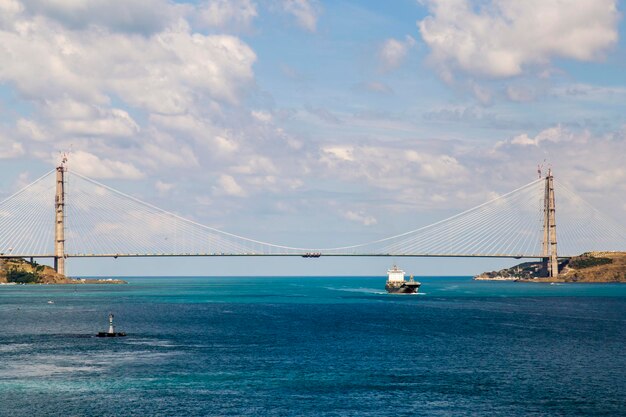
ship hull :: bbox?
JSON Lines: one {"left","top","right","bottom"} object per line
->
{"left": 385, "top": 282, "right": 420, "bottom": 294}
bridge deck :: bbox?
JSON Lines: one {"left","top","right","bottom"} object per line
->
{"left": 0, "top": 253, "right": 551, "bottom": 259}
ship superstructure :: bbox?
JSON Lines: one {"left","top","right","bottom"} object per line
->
{"left": 385, "top": 265, "right": 420, "bottom": 294}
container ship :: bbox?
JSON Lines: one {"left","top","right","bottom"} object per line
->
{"left": 385, "top": 265, "right": 421, "bottom": 294}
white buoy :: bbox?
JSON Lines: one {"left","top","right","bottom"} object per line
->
{"left": 108, "top": 313, "right": 115, "bottom": 334}
{"left": 97, "top": 312, "right": 126, "bottom": 337}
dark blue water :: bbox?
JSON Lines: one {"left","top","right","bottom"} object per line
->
{"left": 1, "top": 276, "right": 625, "bottom": 416}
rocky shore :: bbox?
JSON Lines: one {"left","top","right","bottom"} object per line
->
{"left": 0, "top": 258, "right": 126, "bottom": 284}
{"left": 475, "top": 252, "right": 626, "bottom": 283}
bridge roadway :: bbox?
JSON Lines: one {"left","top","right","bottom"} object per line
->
{"left": 0, "top": 253, "right": 552, "bottom": 259}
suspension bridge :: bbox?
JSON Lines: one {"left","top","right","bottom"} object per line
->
{"left": 1, "top": 162, "right": 625, "bottom": 278}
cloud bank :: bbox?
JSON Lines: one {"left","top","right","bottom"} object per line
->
{"left": 419, "top": 0, "right": 620, "bottom": 79}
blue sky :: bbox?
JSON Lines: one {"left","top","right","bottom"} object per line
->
{"left": 0, "top": 0, "right": 625, "bottom": 276}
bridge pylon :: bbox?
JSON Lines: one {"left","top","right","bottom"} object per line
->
{"left": 54, "top": 159, "right": 66, "bottom": 275}
{"left": 541, "top": 169, "right": 558, "bottom": 277}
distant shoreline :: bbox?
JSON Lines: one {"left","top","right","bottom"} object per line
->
{"left": 0, "top": 258, "right": 127, "bottom": 284}
{"left": 475, "top": 252, "right": 626, "bottom": 283}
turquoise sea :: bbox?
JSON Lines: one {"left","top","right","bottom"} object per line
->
{"left": 1, "top": 276, "right": 625, "bottom": 416}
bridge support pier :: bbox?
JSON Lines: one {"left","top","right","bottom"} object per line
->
{"left": 542, "top": 170, "right": 558, "bottom": 278}
{"left": 54, "top": 163, "right": 66, "bottom": 275}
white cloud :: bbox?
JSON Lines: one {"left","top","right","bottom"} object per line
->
{"left": 506, "top": 85, "right": 537, "bottom": 102}
{"left": 195, "top": 0, "right": 257, "bottom": 32}
{"left": 12, "top": 171, "right": 31, "bottom": 190}
{"left": 343, "top": 210, "right": 377, "bottom": 226}
{"left": 487, "top": 126, "right": 626, "bottom": 198}
{"left": 108, "top": 30, "right": 257, "bottom": 113}
{"left": 470, "top": 81, "right": 492, "bottom": 105}
{"left": 231, "top": 155, "right": 278, "bottom": 175}
{"left": 251, "top": 110, "right": 272, "bottom": 123}
{"left": 215, "top": 174, "right": 246, "bottom": 197}
{"left": 405, "top": 151, "right": 467, "bottom": 181}
{"left": 497, "top": 125, "right": 584, "bottom": 148}
{"left": 309, "top": 123, "right": 626, "bottom": 222}
{"left": 0, "top": 10, "right": 256, "bottom": 114}
{"left": 140, "top": 129, "right": 200, "bottom": 170}
{"left": 41, "top": 99, "right": 140, "bottom": 137}
{"left": 68, "top": 150, "right": 144, "bottom": 179}
{"left": 0, "top": 0, "right": 22, "bottom": 28}
{"left": 20, "top": 0, "right": 182, "bottom": 34}
{"left": 146, "top": 108, "right": 307, "bottom": 196}
{"left": 0, "top": 0, "right": 266, "bottom": 190}
{"left": 16, "top": 118, "right": 47, "bottom": 141}
{"left": 147, "top": 113, "right": 242, "bottom": 158}
{"left": 0, "top": 136, "right": 25, "bottom": 159}
{"left": 214, "top": 136, "right": 240, "bottom": 154}
{"left": 509, "top": 133, "right": 536, "bottom": 147}
{"left": 155, "top": 180, "right": 174, "bottom": 195}
{"left": 423, "top": 104, "right": 489, "bottom": 123}
{"left": 378, "top": 35, "right": 416, "bottom": 71}
{"left": 281, "top": 0, "right": 320, "bottom": 32}
{"left": 321, "top": 145, "right": 468, "bottom": 186}
{"left": 419, "top": 0, "right": 619, "bottom": 78}
{"left": 550, "top": 83, "right": 626, "bottom": 100}
{"left": 321, "top": 146, "right": 354, "bottom": 163}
